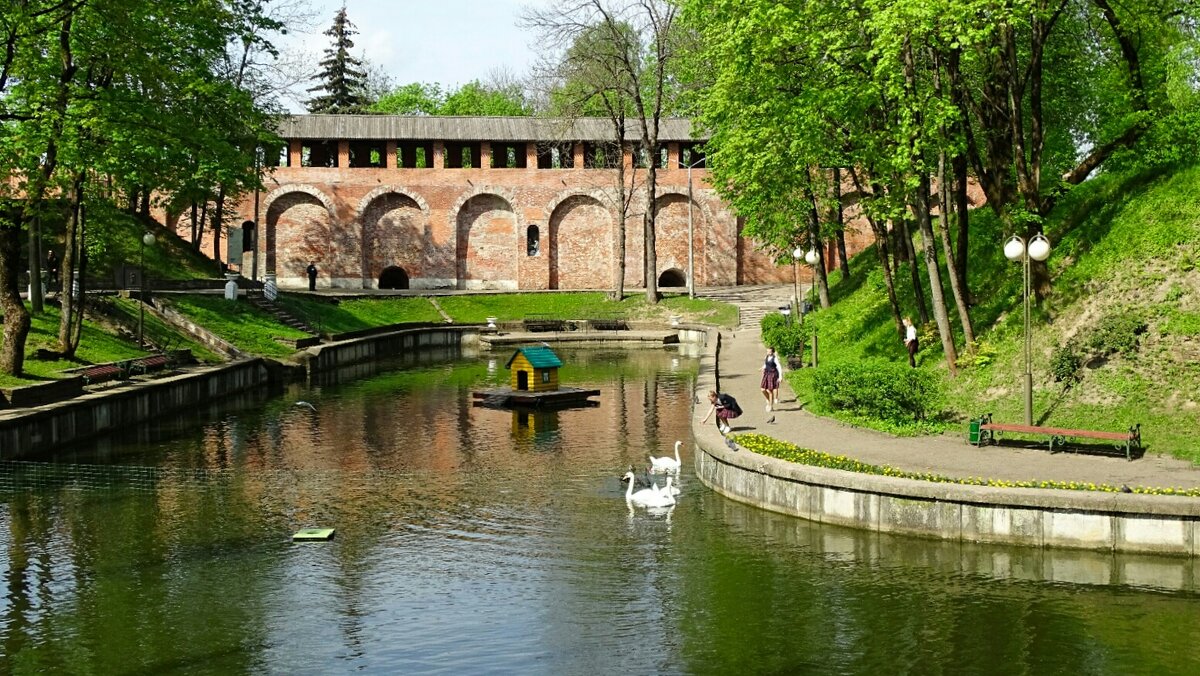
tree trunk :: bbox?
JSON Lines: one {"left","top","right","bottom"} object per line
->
{"left": 952, "top": 150, "right": 970, "bottom": 296}
{"left": 0, "top": 223, "right": 30, "bottom": 376}
{"left": 212, "top": 186, "right": 226, "bottom": 274}
{"left": 831, "top": 168, "right": 850, "bottom": 280}
{"left": 870, "top": 216, "right": 904, "bottom": 338}
{"left": 195, "top": 200, "right": 208, "bottom": 250}
{"left": 937, "top": 151, "right": 975, "bottom": 345}
{"left": 804, "top": 184, "right": 830, "bottom": 308}
{"left": 643, "top": 148, "right": 658, "bottom": 303}
{"left": 899, "top": 215, "right": 929, "bottom": 325}
{"left": 58, "top": 174, "right": 85, "bottom": 355}
{"left": 911, "top": 172, "right": 958, "bottom": 375}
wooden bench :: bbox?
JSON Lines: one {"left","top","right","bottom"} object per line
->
{"left": 970, "top": 413, "right": 1142, "bottom": 461}
{"left": 79, "top": 362, "right": 126, "bottom": 386}
{"left": 523, "top": 318, "right": 566, "bottom": 332}
{"left": 129, "top": 354, "right": 170, "bottom": 375}
{"left": 588, "top": 318, "right": 628, "bottom": 331}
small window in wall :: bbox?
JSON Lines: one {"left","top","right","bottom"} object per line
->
{"left": 658, "top": 145, "right": 669, "bottom": 169}
{"left": 681, "top": 144, "right": 707, "bottom": 169}
{"left": 541, "top": 371, "right": 551, "bottom": 384}
{"left": 537, "top": 143, "right": 573, "bottom": 169}
{"left": 526, "top": 225, "right": 540, "bottom": 256}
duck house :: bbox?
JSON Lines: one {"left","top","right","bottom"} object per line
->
{"left": 472, "top": 346, "right": 600, "bottom": 409}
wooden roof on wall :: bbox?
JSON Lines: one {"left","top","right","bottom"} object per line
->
{"left": 277, "top": 115, "right": 702, "bottom": 143}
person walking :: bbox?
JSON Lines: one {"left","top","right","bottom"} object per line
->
{"left": 699, "top": 389, "right": 742, "bottom": 434}
{"left": 306, "top": 261, "right": 318, "bottom": 291}
{"left": 760, "top": 346, "right": 783, "bottom": 411}
{"left": 903, "top": 316, "right": 918, "bottom": 368}
{"left": 45, "top": 249, "right": 59, "bottom": 288}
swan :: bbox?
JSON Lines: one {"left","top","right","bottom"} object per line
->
{"left": 649, "top": 440, "right": 682, "bottom": 473}
{"left": 619, "top": 465, "right": 654, "bottom": 491}
{"left": 623, "top": 471, "right": 675, "bottom": 508}
{"left": 655, "top": 475, "right": 681, "bottom": 497}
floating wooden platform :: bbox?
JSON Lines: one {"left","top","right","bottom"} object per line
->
{"left": 293, "top": 528, "right": 335, "bottom": 542}
{"left": 472, "top": 386, "right": 601, "bottom": 409}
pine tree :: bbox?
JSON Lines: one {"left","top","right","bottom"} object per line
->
{"left": 306, "top": 6, "right": 367, "bottom": 114}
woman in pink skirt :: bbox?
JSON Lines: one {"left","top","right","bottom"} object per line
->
{"left": 760, "top": 347, "right": 783, "bottom": 411}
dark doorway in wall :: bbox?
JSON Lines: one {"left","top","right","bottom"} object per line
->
{"left": 379, "top": 266, "right": 410, "bottom": 290}
{"left": 658, "top": 268, "right": 686, "bottom": 287}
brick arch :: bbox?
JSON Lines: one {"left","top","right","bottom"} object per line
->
{"left": 355, "top": 185, "right": 430, "bottom": 219}
{"left": 360, "top": 190, "right": 431, "bottom": 289}
{"left": 548, "top": 194, "right": 612, "bottom": 290}
{"left": 264, "top": 186, "right": 337, "bottom": 287}
{"left": 654, "top": 190, "right": 714, "bottom": 288}
{"left": 454, "top": 192, "right": 518, "bottom": 290}
{"left": 542, "top": 188, "right": 613, "bottom": 224}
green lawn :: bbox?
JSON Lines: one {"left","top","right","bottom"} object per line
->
{"left": 436, "top": 291, "right": 737, "bottom": 327}
{"left": 274, "top": 294, "right": 445, "bottom": 334}
{"left": 167, "top": 295, "right": 311, "bottom": 358}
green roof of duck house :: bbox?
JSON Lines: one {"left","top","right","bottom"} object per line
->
{"left": 506, "top": 346, "right": 563, "bottom": 369}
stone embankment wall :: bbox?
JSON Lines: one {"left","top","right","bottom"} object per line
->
{"left": 691, "top": 331, "right": 1200, "bottom": 557}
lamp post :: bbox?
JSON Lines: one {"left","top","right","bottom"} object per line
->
{"left": 139, "top": 231, "right": 156, "bottom": 348}
{"left": 1004, "top": 233, "right": 1051, "bottom": 425}
{"left": 791, "top": 246, "right": 804, "bottom": 316}
{"left": 804, "top": 247, "right": 820, "bottom": 314}
{"left": 685, "top": 156, "right": 706, "bottom": 299}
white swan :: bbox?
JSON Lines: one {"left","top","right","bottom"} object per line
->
{"left": 649, "top": 440, "right": 682, "bottom": 473}
{"left": 623, "top": 471, "right": 676, "bottom": 507}
{"left": 655, "top": 475, "right": 681, "bottom": 497}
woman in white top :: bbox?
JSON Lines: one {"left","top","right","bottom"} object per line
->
{"left": 903, "top": 317, "right": 918, "bottom": 367}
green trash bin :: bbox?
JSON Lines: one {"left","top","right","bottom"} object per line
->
{"left": 968, "top": 418, "right": 982, "bottom": 445}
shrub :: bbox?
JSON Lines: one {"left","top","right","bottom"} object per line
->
{"left": 956, "top": 340, "right": 998, "bottom": 369}
{"left": 810, "top": 359, "right": 945, "bottom": 422}
{"left": 1085, "top": 311, "right": 1147, "bottom": 357}
{"left": 761, "top": 312, "right": 808, "bottom": 359}
{"left": 1049, "top": 341, "right": 1083, "bottom": 384}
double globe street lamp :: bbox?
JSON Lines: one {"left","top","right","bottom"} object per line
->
{"left": 138, "top": 231, "right": 156, "bottom": 348}
{"left": 1004, "top": 232, "right": 1051, "bottom": 425}
{"left": 792, "top": 246, "right": 819, "bottom": 319}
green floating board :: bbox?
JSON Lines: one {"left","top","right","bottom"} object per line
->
{"left": 292, "top": 528, "right": 335, "bottom": 542}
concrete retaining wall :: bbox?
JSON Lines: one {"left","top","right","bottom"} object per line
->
{"left": 692, "top": 329, "right": 1200, "bottom": 557}
{"left": 303, "top": 326, "right": 470, "bottom": 374}
{"left": 0, "top": 359, "right": 269, "bottom": 460}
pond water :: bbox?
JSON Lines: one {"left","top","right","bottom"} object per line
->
{"left": 1, "top": 347, "right": 1197, "bottom": 675}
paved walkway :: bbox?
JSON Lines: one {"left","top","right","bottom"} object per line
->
{"left": 711, "top": 286, "right": 1200, "bottom": 491}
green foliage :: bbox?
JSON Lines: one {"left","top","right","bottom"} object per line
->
{"left": 955, "top": 341, "right": 998, "bottom": 369}
{"left": 1049, "top": 342, "right": 1083, "bottom": 384}
{"left": 1084, "top": 311, "right": 1147, "bottom": 357}
{"left": 368, "top": 80, "right": 530, "bottom": 116}
{"left": 306, "top": 7, "right": 368, "bottom": 113}
{"left": 1161, "top": 310, "right": 1200, "bottom": 337}
{"left": 274, "top": 295, "right": 444, "bottom": 335}
{"left": 760, "top": 312, "right": 808, "bottom": 358}
{"left": 810, "top": 359, "right": 945, "bottom": 423}
{"left": 436, "top": 292, "right": 736, "bottom": 327}
{"left": 167, "top": 295, "right": 309, "bottom": 358}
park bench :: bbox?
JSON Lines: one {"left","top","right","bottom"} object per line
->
{"left": 79, "top": 362, "right": 127, "bottom": 386}
{"left": 129, "top": 354, "right": 170, "bottom": 376}
{"left": 523, "top": 317, "right": 566, "bottom": 332}
{"left": 969, "top": 413, "right": 1142, "bottom": 461}
{"left": 588, "top": 318, "right": 628, "bottom": 332}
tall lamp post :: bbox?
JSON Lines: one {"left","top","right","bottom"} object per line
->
{"left": 791, "top": 246, "right": 804, "bottom": 316}
{"left": 804, "top": 247, "right": 820, "bottom": 314}
{"left": 1004, "top": 233, "right": 1051, "bottom": 425}
{"left": 685, "top": 155, "right": 706, "bottom": 299}
{"left": 138, "top": 231, "right": 156, "bottom": 348}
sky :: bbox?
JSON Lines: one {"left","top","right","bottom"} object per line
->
{"left": 281, "top": 0, "right": 555, "bottom": 109}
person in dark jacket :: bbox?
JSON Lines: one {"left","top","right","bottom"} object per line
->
{"left": 306, "top": 261, "right": 318, "bottom": 291}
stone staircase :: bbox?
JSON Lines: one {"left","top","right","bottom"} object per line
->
{"left": 246, "top": 295, "right": 323, "bottom": 339}
{"left": 694, "top": 285, "right": 799, "bottom": 328}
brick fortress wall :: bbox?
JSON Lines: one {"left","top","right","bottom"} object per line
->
{"left": 175, "top": 132, "right": 876, "bottom": 291}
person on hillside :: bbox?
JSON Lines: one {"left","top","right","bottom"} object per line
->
{"left": 699, "top": 389, "right": 742, "bottom": 434}
{"left": 760, "top": 346, "right": 783, "bottom": 411}
{"left": 45, "top": 249, "right": 59, "bottom": 288}
{"left": 306, "top": 261, "right": 318, "bottom": 291}
{"left": 903, "top": 316, "right": 918, "bottom": 368}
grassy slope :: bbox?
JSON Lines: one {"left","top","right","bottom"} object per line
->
{"left": 790, "top": 164, "right": 1200, "bottom": 462}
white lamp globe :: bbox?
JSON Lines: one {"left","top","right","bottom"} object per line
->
{"left": 1027, "top": 234, "right": 1051, "bottom": 262}
{"left": 804, "top": 248, "right": 819, "bottom": 265}
{"left": 143, "top": 232, "right": 156, "bottom": 247}
{"left": 793, "top": 247, "right": 805, "bottom": 260}
{"left": 1003, "top": 236, "right": 1025, "bottom": 261}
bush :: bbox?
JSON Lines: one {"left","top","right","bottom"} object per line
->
{"left": 810, "top": 359, "right": 945, "bottom": 422}
{"left": 760, "top": 312, "right": 808, "bottom": 359}
{"left": 1085, "top": 311, "right": 1147, "bottom": 357}
{"left": 1049, "top": 341, "right": 1083, "bottom": 384}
